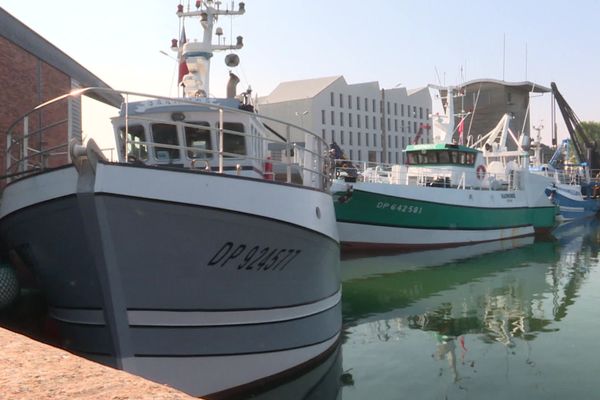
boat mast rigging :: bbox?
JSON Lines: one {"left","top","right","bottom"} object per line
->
{"left": 173, "top": 1, "right": 245, "bottom": 98}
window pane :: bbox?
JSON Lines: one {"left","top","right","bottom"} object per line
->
{"left": 221, "top": 122, "right": 246, "bottom": 157}
{"left": 185, "top": 121, "right": 211, "bottom": 159}
{"left": 438, "top": 151, "right": 450, "bottom": 164}
{"left": 407, "top": 152, "right": 417, "bottom": 164}
{"left": 152, "top": 123, "right": 180, "bottom": 160}
{"left": 120, "top": 124, "right": 148, "bottom": 161}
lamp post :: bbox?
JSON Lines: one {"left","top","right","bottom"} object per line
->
{"left": 532, "top": 122, "right": 544, "bottom": 165}
{"left": 381, "top": 89, "right": 387, "bottom": 163}
{"left": 295, "top": 110, "right": 309, "bottom": 129}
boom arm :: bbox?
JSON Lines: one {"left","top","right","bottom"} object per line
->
{"left": 551, "top": 82, "right": 598, "bottom": 168}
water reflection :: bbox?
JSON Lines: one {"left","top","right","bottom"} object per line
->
{"left": 340, "top": 218, "right": 600, "bottom": 399}
{"left": 550, "top": 218, "right": 600, "bottom": 322}
{"left": 342, "top": 236, "right": 558, "bottom": 329}
{"left": 3, "top": 219, "right": 599, "bottom": 399}
{"left": 230, "top": 343, "right": 344, "bottom": 400}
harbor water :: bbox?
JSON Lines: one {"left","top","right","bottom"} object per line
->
{"left": 249, "top": 217, "right": 600, "bottom": 399}
{"left": 2, "top": 218, "right": 600, "bottom": 399}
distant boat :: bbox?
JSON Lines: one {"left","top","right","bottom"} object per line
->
{"left": 0, "top": 3, "right": 340, "bottom": 397}
{"left": 530, "top": 139, "right": 600, "bottom": 221}
{"left": 331, "top": 87, "right": 556, "bottom": 250}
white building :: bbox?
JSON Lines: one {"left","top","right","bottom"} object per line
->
{"left": 257, "top": 75, "right": 432, "bottom": 164}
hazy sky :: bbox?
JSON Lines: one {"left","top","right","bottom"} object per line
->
{"left": 2, "top": 0, "right": 599, "bottom": 144}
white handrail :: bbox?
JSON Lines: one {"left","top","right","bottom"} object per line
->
{"left": 4, "top": 87, "right": 333, "bottom": 191}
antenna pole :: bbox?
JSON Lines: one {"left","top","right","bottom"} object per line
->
{"left": 502, "top": 33, "right": 506, "bottom": 81}
{"left": 525, "top": 42, "right": 528, "bottom": 81}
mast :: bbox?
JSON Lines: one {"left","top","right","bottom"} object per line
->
{"left": 174, "top": 1, "right": 245, "bottom": 98}
{"left": 428, "top": 85, "right": 456, "bottom": 145}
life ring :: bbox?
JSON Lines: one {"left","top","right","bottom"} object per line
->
{"left": 476, "top": 165, "right": 486, "bottom": 180}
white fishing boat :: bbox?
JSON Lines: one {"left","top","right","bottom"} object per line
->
{"left": 332, "top": 86, "right": 556, "bottom": 250}
{"left": 0, "top": 2, "right": 341, "bottom": 397}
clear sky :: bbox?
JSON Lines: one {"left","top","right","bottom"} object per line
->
{"left": 2, "top": 0, "right": 599, "bottom": 145}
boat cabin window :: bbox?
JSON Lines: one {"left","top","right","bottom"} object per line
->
{"left": 406, "top": 149, "right": 476, "bottom": 166}
{"left": 450, "top": 151, "right": 459, "bottom": 164}
{"left": 406, "top": 152, "right": 418, "bottom": 165}
{"left": 426, "top": 151, "right": 437, "bottom": 164}
{"left": 152, "top": 123, "right": 181, "bottom": 161}
{"left": 219, "top": 122, "right": 246, "bottom": 157}
{"left": 120, "top": 125, "right": 148, "bottom": 161}
{"left": 438, "top": 150, "right": 450, "bottom": 164}
{"left": 462, "top": 152, "right": 475, "bottom": 165}
{"left": 185, "top": 121, "right": 212, "bottom": 159}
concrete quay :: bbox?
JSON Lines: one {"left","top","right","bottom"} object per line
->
{"left": 0, "top": 327, "right": 198, "bottom": 400}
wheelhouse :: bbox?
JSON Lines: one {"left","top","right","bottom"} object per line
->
{"left": 394, "top": 143, "right": 491, "bottom": 189}
{"left": 111, "top": 99, "right": 266, "bottom": 177}
{"left": 404, "top": 143, "right": 479, "bottom": 168}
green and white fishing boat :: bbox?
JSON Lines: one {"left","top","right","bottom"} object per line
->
{"left": 331, "top": 87, "right": 556, "bottom": 250}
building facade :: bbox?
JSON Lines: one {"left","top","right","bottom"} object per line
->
{"left": 454, "top": 79, "right": 550, "bottom": 146}
{"left": 0, "top": 7, "right": 118, "bottom": 178}
{"left": 257, "top": 76, "right": 432, "bottom": 164}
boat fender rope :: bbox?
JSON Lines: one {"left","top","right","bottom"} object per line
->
{"left": 338, "top": 185, "right": 354, "bottom": 204}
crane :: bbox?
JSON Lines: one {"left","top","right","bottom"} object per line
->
{"left": 551, "top": 82, "right": 599, "bottom": 170}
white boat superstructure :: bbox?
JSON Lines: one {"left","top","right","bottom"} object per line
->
{"left": 0, "top": 2, "right": 341, "bottom": 397}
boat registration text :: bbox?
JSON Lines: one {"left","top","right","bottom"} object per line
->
{"left": 376, "top": 201, "right": 423, "bottom": 214}
{"left": 208, "top": 242, "right": 302, "bottom": 272}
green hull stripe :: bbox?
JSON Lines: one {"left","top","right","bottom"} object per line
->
{"left": 334, "top": 189, "right": 556, "bottom": 230}
{"left": 337, "top": 219, "right": 532, "bottom": 231}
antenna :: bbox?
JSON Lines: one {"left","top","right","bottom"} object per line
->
{"left": 525, "top": 42, "right": 528, "bottom": 80}
{"left": 434, "top": 66, "right": 442, "bottom": 86}
{"left": 502, "top": 33, "right": 506, "bottom": 81}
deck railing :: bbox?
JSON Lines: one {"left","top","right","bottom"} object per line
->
{"left": 4, "top": 87, "right": 333, "bottom": 191}
{"left": 333, "top": 159, "right": 525, "bottom": 191}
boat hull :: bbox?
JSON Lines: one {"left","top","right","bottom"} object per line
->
{"left": 333, "top": 180, "right": 556, "bottom": 250}
{"left": 0, "top": 163, "right": 341, "bottom": 396}
{"left": 546, "top": 187, "right": 600, "bottom": 221}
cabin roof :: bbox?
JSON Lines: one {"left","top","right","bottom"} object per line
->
{"left": 119, "top": 98, "right": 242, "bottom": 116}
{"left": 405, "top": 143, "right": 480, "bottom": 153}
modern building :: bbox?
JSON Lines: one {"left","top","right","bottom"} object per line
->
{"left": 257, "top": 76, "right": 432, "bottom": 164}
{"left": 453, "top": 79, "right": 550, "bottom": 146}
{"left": 0, "top": 7, "right": 119, "bottom": 179}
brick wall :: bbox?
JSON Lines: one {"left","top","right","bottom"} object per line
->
{"left": 0, "top": 36, "right": 71, "bottom": 177}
